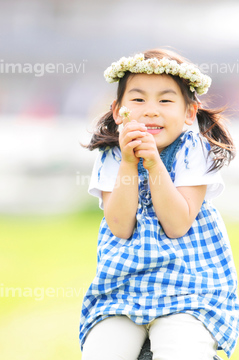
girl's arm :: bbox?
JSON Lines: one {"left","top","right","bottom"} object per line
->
{"left": 102, "top": 121, "right": 147, "bottom": 239}
{"left": 134, "top": 132, "right": 207, "bottom": 238}
{"left": 102, "top": 160, "right": 138, "bottom": 239}
{"left": 148, "top": 162, "right": 207, "bottom": 238}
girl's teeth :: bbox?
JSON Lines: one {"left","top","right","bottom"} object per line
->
{"left": 147, "top": 127, "right": 162, "bottom": 129}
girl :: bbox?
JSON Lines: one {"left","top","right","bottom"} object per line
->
{"left": 79, "top": 49, "right": 239, "bottom": 360}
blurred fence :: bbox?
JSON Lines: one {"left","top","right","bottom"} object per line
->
{"left": 0, "top": 116, "right": 96, "bottom": 214}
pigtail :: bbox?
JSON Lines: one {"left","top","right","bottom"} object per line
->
{"left": 83, "top": 49, "right": 236, "bottom": 172}
{"left": 197, "top": 107, "right": 236, "bottom": 171}
{"left": 83, "top": 110, "right": 119, "bottom": 151}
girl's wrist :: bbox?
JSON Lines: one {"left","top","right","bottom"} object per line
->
{"left": 120, "top": 157, "right": 138, "bottom": 169}
{"left": 120, "top": 158, "right": 139, "bottom": 171}
{"left": 117, "top": 159, "right": 139, "bottom": 189}
{"left": 147, "top": 157, "right": 165, "bottom": 177}
{"left": 145, "top": 154, "right": 164, "bottom": 173}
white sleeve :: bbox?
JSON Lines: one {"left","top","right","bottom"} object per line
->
{"left": 174, "top": 132, "right": 224, "bottom": 200}
{"left": 88, "top": 147, "right": 121, "bottom": 209}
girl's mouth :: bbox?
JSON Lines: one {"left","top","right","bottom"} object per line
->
{"left": 146, "top": 126, "right": 163, "bottom": 135}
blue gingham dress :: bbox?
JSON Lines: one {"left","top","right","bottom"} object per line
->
{"left": 80, "top": 131, "right": 239, "bottom": 357}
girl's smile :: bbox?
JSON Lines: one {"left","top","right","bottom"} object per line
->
{"left": 115, "top": 73, "right": 196, "bottom": 153}
{"left": 145, "top": 124, "right": 163, "bottom": 135}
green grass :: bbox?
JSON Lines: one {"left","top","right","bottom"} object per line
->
{"left": 0, "top": 210, "right": 239, "bottom": 360}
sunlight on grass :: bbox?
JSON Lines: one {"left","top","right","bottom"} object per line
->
{"left": 0, "top": 209, "right": 102, "bottom": 360}
{"left": 0, "top": 210, "right": 238, "bottom": 360}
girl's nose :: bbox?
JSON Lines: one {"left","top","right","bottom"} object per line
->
{"left": 144, "top": 105, "right": 160, "bottom": 117}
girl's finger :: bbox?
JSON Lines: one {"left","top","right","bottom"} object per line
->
{"left": 120, "top": 131, "right": 147, "bottom": 146}
{"left": 124, "top": 121, "right": 147, "bottom": 131}
{"left": 121, "top": 124, "right": 147, "bottom": 136}
{"left": 125, "top": 139, "right": 142, "bottom": 151}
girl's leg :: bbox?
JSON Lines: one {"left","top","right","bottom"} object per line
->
{"left": 82, "top": 315, "right": 148, "bottom": 360}
{"left": 149, "top": 313, "right": 217, "bottom": 360}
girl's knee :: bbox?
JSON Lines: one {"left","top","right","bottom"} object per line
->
{"left": 82, "top": 316, "right": 147, "bottom": 360}
{"left": 149, "top": 314, "right": 217, "bottom": 360}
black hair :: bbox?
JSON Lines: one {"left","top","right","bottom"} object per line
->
{"left": 84, "top": 48, "right": 235, "bottom": 171}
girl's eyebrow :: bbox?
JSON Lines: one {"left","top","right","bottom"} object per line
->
{"left": 128, "top": 88, "right": 177, "bottom": 96}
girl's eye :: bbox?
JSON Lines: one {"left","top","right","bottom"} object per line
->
{"left": 160, "top": 99, "right": 172, "bottom": 103}
{"left": 132, "top": 98, "right": 144, "bottom": 102}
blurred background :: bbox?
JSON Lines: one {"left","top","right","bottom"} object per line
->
{"left": 0, "top": 0, "right": 239, "bottom": 359}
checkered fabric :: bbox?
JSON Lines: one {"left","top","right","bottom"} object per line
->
{"left": 79, "top": 132, "right": 239, "bottom": 358}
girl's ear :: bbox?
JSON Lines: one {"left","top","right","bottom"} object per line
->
{"left": 185, "top": 103, "right": 198, "bottom": 126}
{"left": 112, "top": 100, "right": 123, "bottom": 125}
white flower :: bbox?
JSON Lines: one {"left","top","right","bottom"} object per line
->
{"left": 154, "top": 66, "right": 165, "bottom": 75}
{"left": 196, "top": 86, "right": 207, "bottom": 95}
{"left": 147, "top": 58, "right": 159, "bottom": 69}
{"left": 119, "top": 106, "right": 131, "bottom": 119}
{"left": 117, "top": 71, "right": 125, "bottom": 78}
{"left": 178, "top": 63, "right": 188, "bottom": 76}
{"left": 159, "top": 58, "right": 169, "bottom": 67}
{"left": 170, "top": 63, "right": 180, "bottom": 75}
{"left": 104, "top": 53, "right": 212, "bottom": 95}
{"left": 134, "top": 53, "right": 144, "bottom": 61}
{"left": 153, "top": 67, "right": 161, "bottom": 74}
{"left": 191, "top": 75, "right": 200, "bottom": 83}
{"left": 144, "top": 61, "right": 154, "bottom": 74}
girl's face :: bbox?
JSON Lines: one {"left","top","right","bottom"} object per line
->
{"left": 114, "top": 73, "right": 196, "bottom": 153}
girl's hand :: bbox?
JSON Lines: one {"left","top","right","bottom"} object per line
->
{"left": 119, "top": 120, "right": 147, "bottom": 165}
{"left": 134, "top": 132, "right": 161, "bottom": 171}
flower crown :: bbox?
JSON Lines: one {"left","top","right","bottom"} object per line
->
{"left": 104, "top": 53, "right": 211, "bottom": 95}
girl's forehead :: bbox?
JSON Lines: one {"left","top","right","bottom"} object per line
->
{"left": 125, "top": 73, "right": 181, "bottom": 93}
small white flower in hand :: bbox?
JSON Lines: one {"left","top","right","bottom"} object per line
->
{"left": 119, "top": 106, "right": 131, "bottom": 120}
